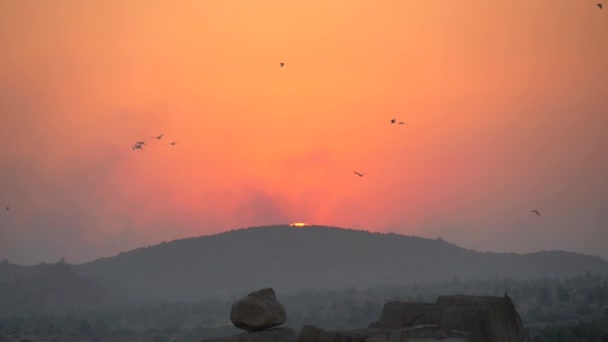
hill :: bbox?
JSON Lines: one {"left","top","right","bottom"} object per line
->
{"left": 72, "top": 225, "right": 608, "bottom": 303}
{"left": 0, "top": 260, "right": 107, "bottom": 315}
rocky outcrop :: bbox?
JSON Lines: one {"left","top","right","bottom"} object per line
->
{"left": 207, "top": 291, "right": 526, "bottom": 342}
{"left": 203, "top": 327, "right": 297, "bottom": 342}
{"left": 230, "top": 288, "right": 286, "bottom": 332}
{"left": 436, "top": 295, "right": 526, "bottom": 341}
{"left": 371, "top": 295, "right": 526, "bottom": 342}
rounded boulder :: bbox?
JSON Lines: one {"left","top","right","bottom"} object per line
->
{"left": 230, "top": 288, "right": 286, "bottom": 332}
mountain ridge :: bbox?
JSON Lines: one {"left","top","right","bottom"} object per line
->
{"left": 67, "top": 225, "right": 608, "bottom": 303}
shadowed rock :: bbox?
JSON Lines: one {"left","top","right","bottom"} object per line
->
{"left": 436, "top": 295, "right": 526, "bottom": 341}
{"left": 370, "top": 295, "right": 526, "bottom": 342}
{"left": 230, "top": 288, "right": 286, "bottom": 332}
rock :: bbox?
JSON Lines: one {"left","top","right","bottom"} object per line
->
{"left": 202, "top": 327, "right": 296, "bottom": 342}
{"left": 373, "top": 295, "right": 526, "bottom": 342}
{"left": 230, "top": 288, "right": 286, "bottom": 332}
{"left": 436, "top": 295, "right": 526, "bottom": 342}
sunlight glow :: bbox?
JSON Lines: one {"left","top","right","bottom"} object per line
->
{"left": 290, "top": 222, "right": 308, "bottom": 227}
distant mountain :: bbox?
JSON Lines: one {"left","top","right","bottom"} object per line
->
{"left": 0, "top": 261, "right": 107, "bottom": 315}
{"left": 72, "top": 225, "right": 608, "bottom": 303}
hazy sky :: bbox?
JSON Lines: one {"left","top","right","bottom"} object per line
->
{"left": 1, "top": 0, "right": 607, "bottom": 264}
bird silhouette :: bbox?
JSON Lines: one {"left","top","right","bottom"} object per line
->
{"left": 132, "top": 142, "right": 144, "bottom": 151}
{"left": 354, "top": 171, "right": 365, "bottom": 177}
{"left": 532, "top": 210, "right": 541, "bottom": 216}
{"left": 153, "top": 133, "right": 164, "bottom": 140}
{"left": 597, "top": 3, "right": 602, "bottom": 9}
{"left": 398, "top": 121, "right": 404, "bottom": 125}
{"left": 390, "top": 119, "right": 396, "bottom": 124}
{"left": 280, "top": 62, "right": 285, "bottom": 67}
{"left": 168, "top": 141, "right": 178, "bottom": 146}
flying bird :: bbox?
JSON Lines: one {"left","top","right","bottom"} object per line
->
{"left": 132, "top": 142, "right": 144, "bottom": 151}
{"left": 280, "top": 62, "right": 284, "bottom": 67}
{"left": 597, "top": 3, "right": 602, "bottom": 9}
{"left": 168, "top": 141, "right": 178, "bottom": 146}
{"left": 354, "top": 171, "right": 365, "bottom": 177}
{"left": 390, "top": 119, "right": 396, "bottom": 124}
{"left": 398, "top": 121, "right": 404, "bottom": 125}
{"left": 153, "top": 133, "right": 164, "bottom": 140}
{"left": 532, "top": 210, "right": 540, "bottom": 216}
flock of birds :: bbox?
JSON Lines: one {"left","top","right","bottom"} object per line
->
{"left": 127, "top": 60, "right": 545, "bottom": 219}
{"left": 132, "top": 133, "right": 178, "bottom": 151}
{"left": 9, "top": 1, "right": 606, "bottom": 218}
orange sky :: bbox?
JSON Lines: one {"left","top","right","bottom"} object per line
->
{"left": 1, "top": 0, "right": 607, "bottom": 264}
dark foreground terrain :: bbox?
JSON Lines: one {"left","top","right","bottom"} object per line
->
{"left": 1, "top": 274, "right": 608, "bottom": 341}
{"left": 1, "top": 226, "right": 607, "bottom": 341}
{"left": 206, "top": 289, "right": 527, "bottom": 341}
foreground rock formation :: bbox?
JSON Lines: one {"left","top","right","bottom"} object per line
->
{"left": 203, "top": 291, "right": 527, "bottom": 342}
{"left": 230, "top": 288, "right": 287, "bottom": 332}
{"left": 204, "top": 288, "right": 292, "bottom": 342}
{"left": 368, "top": 295, "right": 526, "bottom": 341}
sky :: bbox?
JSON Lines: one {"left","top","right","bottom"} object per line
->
{"left": 1, "top": 0, "right": 607, "bottom": 265}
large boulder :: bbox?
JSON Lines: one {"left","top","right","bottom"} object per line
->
{"left": 230, "top": 288, "right": 286, "bottom": 332}
{"left": 372, "top": 295, "right": 526, "bottom": 342}
{"left": 202, "top": 327, "right": 296, "bottom": 342}
{"left": 436, "top": 295, "right": 526, "bottom": 342}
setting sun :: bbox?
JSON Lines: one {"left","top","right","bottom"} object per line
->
{"left": 290, "top": 223, "right": 308, "bottom": 227}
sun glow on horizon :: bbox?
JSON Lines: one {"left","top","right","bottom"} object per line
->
{"left": 290, "top": 222, "right": 308, "bottom": 227}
